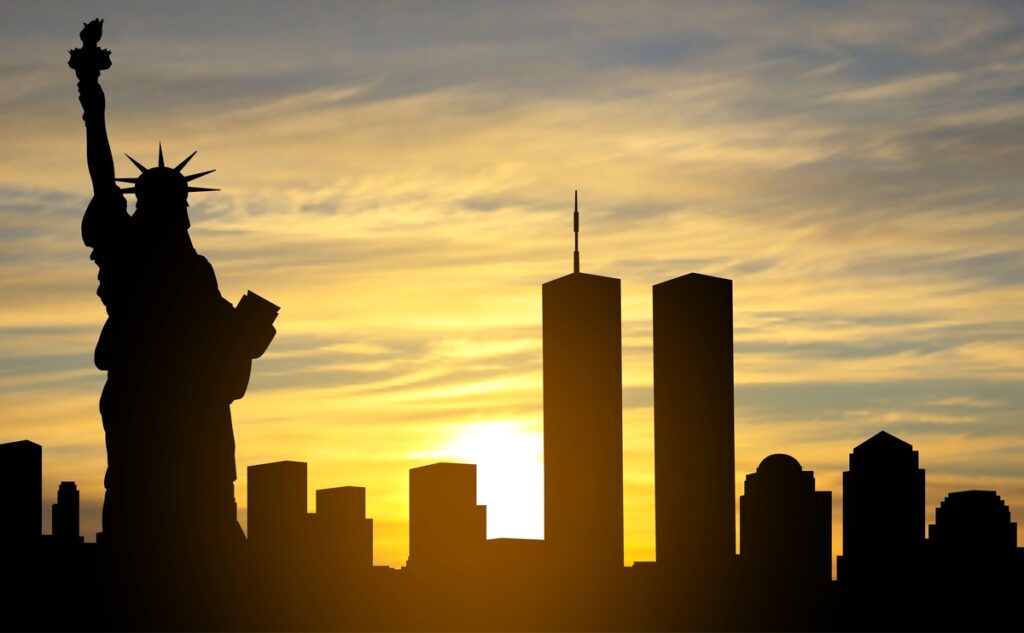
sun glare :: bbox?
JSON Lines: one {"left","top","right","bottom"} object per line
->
{"left": 433, "top": 421, "right": 544, "bottom": 540}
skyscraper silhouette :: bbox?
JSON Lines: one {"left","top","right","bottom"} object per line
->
{"left": 407, "top": 462, "right": 486, "bottom": 572}
{"left": 314, "top": 486, "right": 373, "bottom": 569}
{"left": 542, "top": 193, "right": 624, "bottom": 570}
{"left": 0, "top": 440, "right": 42, "bottom": 545}
{"left": 247, "top": 461, "right": 308, "bottom": 555}
{"left": 653, "top": 274, "right": 734, "bottom": 574}
{"left": 925, "top": 490, "right": 1019, "bottom": 629}
{"left": 739, "top": 454, "right": 832, "bottom": 585}
{"left": 930, "top": 490, "right": 1017, "bottom": 554}
{"left": 52, "top": 481, "right": 83, "bottom": 544}
{"left": 838, "top": 431, "right": 924, "bottom": 586}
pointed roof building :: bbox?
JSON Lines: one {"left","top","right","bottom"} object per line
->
{"left": 839, "top": 430, "right": 925, "bottom": 586}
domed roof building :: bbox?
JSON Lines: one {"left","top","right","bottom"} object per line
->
{"left": 930, "top": 490, "right": 1017, "bottom": 554}
{"left": 740, "top": 453, "right": 832, "bottom": 586}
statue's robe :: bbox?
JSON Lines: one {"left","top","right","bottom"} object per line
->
{"left": 83, "top": 188, "right": 249, "bottom": 559}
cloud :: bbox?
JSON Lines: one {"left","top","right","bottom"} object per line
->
{"left": 823, "top": 71, "right": 961, "bottom": 102}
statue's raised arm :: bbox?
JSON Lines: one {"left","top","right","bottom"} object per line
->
{"left": 69, "top": 19, "right": 117, "bottom": 198}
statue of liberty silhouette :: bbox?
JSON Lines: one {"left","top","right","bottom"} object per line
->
{"left": 70, "top": 18, "right": 278, "bottom": 625}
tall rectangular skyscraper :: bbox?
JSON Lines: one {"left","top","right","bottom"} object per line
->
{"left": 0, "top": 440, "right": 42, "bottom": 544}
{"left": 543, "top": 271, "right": 624, "bottom": 570}
{"left": 654, "top": 273, "right": 735, "bottom": 573}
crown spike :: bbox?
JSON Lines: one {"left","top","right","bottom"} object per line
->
{"left": 184, "top": 169, "right": 216, "bottom": 182}
{"left": 119, "top": 187, "right": 136, "bottom": 194}
{"left": 114, "top": 177, "right": 138, "bottom": 183}
{"left": 125, "top": 154, "right": 147, "bottom": 172}
{"left": 157, "top": 143, "right": 165, "bottom": 168}
{"left": 174, "top": 150, "right": 198, "bottom": 172}
{"left": 186, "top": 186, "right": 220, "bottom": 192}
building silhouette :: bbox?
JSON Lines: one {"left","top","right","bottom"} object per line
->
{"left": 247, "top": 461, "right": 308, "bottom": 555}
{"left": 653, "top": 274, "right": 735, "bottom": 574}
{"left": 0, "top": 440, "right": 42, "bottom": 545}
{"left": 542, "top": 193, "right": 624, "bottom": 571}
{"left": 838, "top": 431, "right": 924, "bottom": 586}
{"left": 930, "top": 490, "right": 1017, "bottom": 555}
{"left": 51, "top": 481, "right": 83, "bottom": 544}
{"left": 925, "top": 490, "right": 1019, "bottom": 628}
{"left": 740, "top": 454, "right": 831, "bottom": 586}
{"left": 313, "top": 486, "right": 373, "bottom": 570}
{"left": 407, "top": 462, "right": 486, "bottom": 571}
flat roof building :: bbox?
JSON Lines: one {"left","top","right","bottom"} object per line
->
{"left": 654, "top": 274, "right": 735, "bottom": 574}
{"left": 247, "top": 461, "right": 308, "bottom": 554}
{"left": 314, "top": 486, "right": 373, "bottom": 569}
{"left": 0, "top": 440, "right": 42, "bottom": 544}
{"left": 408, "top": 462, "right": 486, "bottom": 571}
{"left": 542, "top": 194, "right": 624, "bottom": 571}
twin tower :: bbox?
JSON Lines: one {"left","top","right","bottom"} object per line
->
{"left": 544, "top": 193, "right": 734, "bottom": 571}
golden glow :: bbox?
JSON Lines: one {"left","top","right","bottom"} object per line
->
{"left": 424, "top": 421, "right": 544, "bottom": 540}
{"left": 1, "top": 4, "right": 1023, "bottom": 575}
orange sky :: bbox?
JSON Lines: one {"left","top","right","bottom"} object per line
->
{"left": 1, "top": 2, "right": 1023, "bottom": 571}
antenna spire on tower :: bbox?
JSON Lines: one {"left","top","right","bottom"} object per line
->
{"left": 573, "top": 190, "right": 580, "bottom": 274}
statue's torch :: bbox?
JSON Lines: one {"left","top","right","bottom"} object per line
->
{"left": 69, "top": 18, "right": 117, "bottom": 204}
{"left": 68, "top": 18, "right": 111, "bottom": 81}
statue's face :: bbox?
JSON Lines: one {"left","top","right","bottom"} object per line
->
{"left": 133, "top": 197, "right": 191, "bottom": 239}
{"left": 132, "top": 167, "right": 191, "bottom": 235}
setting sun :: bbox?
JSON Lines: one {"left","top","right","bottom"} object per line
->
{"left": 423, "top": 421, "right": 545, "bottom": 540}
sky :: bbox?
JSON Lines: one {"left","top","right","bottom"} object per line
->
{"left": 1, "top": 1, "right": 1023, "bottom": 571}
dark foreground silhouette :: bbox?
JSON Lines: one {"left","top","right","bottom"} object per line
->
{"left": 5, "top": 431, "right": 1023, "bottom": 631}
{"left": 2, "top": 19, "right": 1022, "bottom": 632}
{"left": 68, "top": 18, "right": 276, "bottom": 627}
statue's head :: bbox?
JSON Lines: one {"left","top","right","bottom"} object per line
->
{"left": 117, "top": 145, "right": 217, "bottom": 235}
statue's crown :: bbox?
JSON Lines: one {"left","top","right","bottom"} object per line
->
{"left": 116, "top": 144, "right": 218, "bottom": 200}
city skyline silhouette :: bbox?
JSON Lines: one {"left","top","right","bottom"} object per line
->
{"left": 2, "top": 5, "right": 1024, "bottom": 631}
{"left": 5, "top": 6, "right": 1024, "bottom": 573}
{"left": 7, "top": 373, "right": 1023, "bottom": 629}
